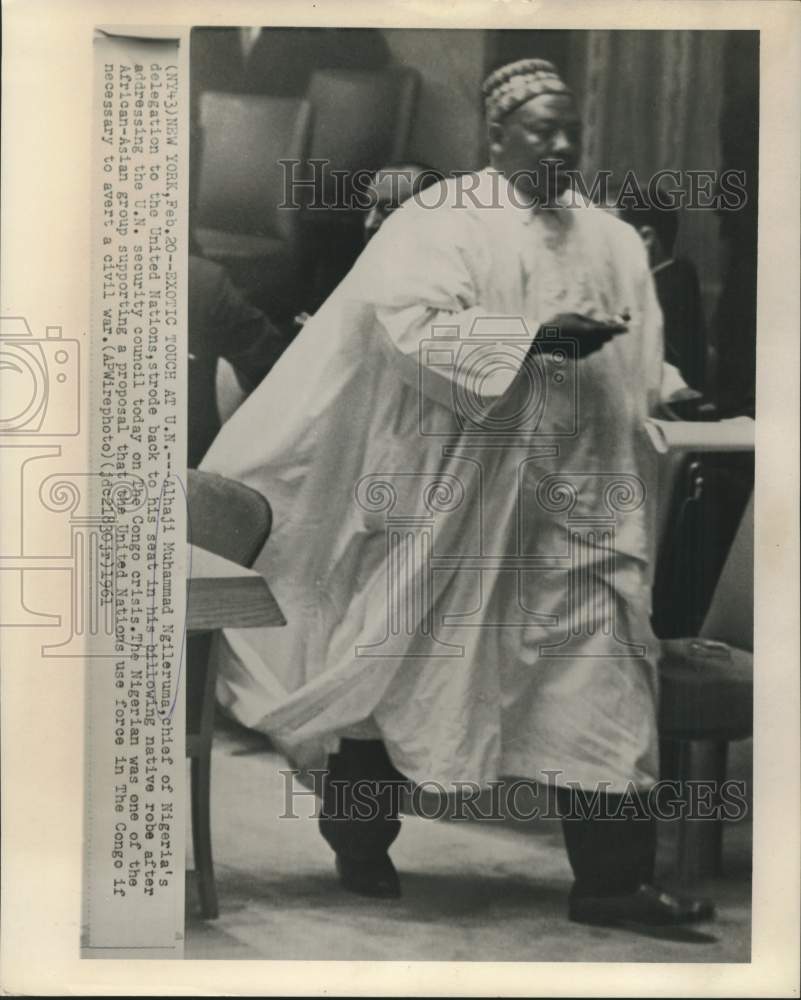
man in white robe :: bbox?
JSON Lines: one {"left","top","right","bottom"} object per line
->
{"left": 202, "top": 58, "right": 714, "bottom": 928}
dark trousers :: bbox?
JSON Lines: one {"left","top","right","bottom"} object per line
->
{"left": 318, "top": 739, "right": 407, "bottom": 860}
{"left": 319, "top": 739, "right": 656, "bottom": 896}
{"left": 555, "top": 786, "right": 656, "bottom": 898}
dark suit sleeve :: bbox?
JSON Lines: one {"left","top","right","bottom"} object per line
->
{"left": 208, "top": 268, "right": 290, "bottom": 393}
{"left": 654, "top": 258, "right": 707, "bottom": 392}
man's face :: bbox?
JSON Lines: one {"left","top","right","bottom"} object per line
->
{"left": 489, "top": 93, "right": 581, "bottom": 201}
{"left": 364, "top": 170, "right": 421, "bottom": 243}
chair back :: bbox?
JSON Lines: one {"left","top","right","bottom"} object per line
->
{"left": 304, "top": 67, "right": 419, "bottom": 207}
{"left": 701, "top": 491, "right": 754, "bottom": 651}
{"left": 186, "top": 469, "right": 272, "bottom": 569}
{"left": 196, "top": 93, "right": 311, "bottom": 242}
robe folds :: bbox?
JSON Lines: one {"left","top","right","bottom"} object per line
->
{"left": 201, "top": 169, "right": 666, "bottom": 792}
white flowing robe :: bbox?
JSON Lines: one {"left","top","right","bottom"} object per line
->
{"left": 201, "top": 170, "right": 666, "bottom": 792}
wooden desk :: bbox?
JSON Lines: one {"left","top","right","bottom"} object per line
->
{"left": 187, "top": 544, "right": 286, "bottom": 632}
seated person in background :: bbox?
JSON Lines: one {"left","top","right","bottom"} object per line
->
{"left": 295, "top": 163, "right": 445, "bottom": 327}
{"left": 613, "top": 194, "right": 708, "bottom": 394}
{"left": 363, "top": 162, "right": 445, "bottom": 243}
{"left": 189, "top": 253, "right": 290, "bottom": 467}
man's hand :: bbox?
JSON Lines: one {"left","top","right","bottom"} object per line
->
{"left": 537, "top": 312, "right": 628, "bottom": 359}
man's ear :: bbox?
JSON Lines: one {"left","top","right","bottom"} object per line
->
{"left": 487, "top": 121, "right": 505, "bottom": 155}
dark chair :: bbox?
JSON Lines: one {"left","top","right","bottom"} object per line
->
{"left": 186, "top": 469, "right": 272, "bottom": 918}
{"left": 194, "top": 93, "right": 312, "bottom": 316}
{"left": 658, "top": 492, "right": 753, "bottom": 883}
{"left": 304, "top": 66, "right": 419, "bottom": 207}
{"left": 300, "top": 67, "right": 420, "bottom": 305}
{"left": 242, "top": 26, "right": 392, "bottom": 97}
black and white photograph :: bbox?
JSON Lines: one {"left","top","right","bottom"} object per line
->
{"left": 186, "top": 24, "right": 757, "bottom": 962}
{"left": 1, "top": 2, "right": 799, "bottom": 995}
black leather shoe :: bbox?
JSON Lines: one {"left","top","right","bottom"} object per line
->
{"left": 335, "top": 853, "right": 401, "bottom": 899}
{"left": 569, "top": 883, "right": 716, "bottom": 928}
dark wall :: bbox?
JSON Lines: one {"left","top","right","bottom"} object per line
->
{"left": 484, "top": 29, "right": 573, "bottom": 78}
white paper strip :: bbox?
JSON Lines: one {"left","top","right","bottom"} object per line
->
{"left": 83, "top": 30, "right": 187, "bottom": 956}
{"left": 644, "top": 416, "right": 755, "bottom": 454}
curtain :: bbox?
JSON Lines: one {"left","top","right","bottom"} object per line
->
{"left": 570, "top": 30, "right": 728, "bottom": 320}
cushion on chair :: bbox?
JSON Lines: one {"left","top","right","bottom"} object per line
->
{"left": 195, "top": 229, "right": 303, "bottom": 320}
{"left": 658, "top": 637, "right": 753, "bottom": 741}
{"left": 193, "top": 228, "right": 302, "bottom": 313}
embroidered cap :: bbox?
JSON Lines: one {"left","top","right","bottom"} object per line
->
{"left": 482, "top": 58, "right": 572, "bottom": 124}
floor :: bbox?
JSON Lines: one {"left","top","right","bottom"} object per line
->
{"left": 185, "top": 717, "right": 752, "bottom": 963}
